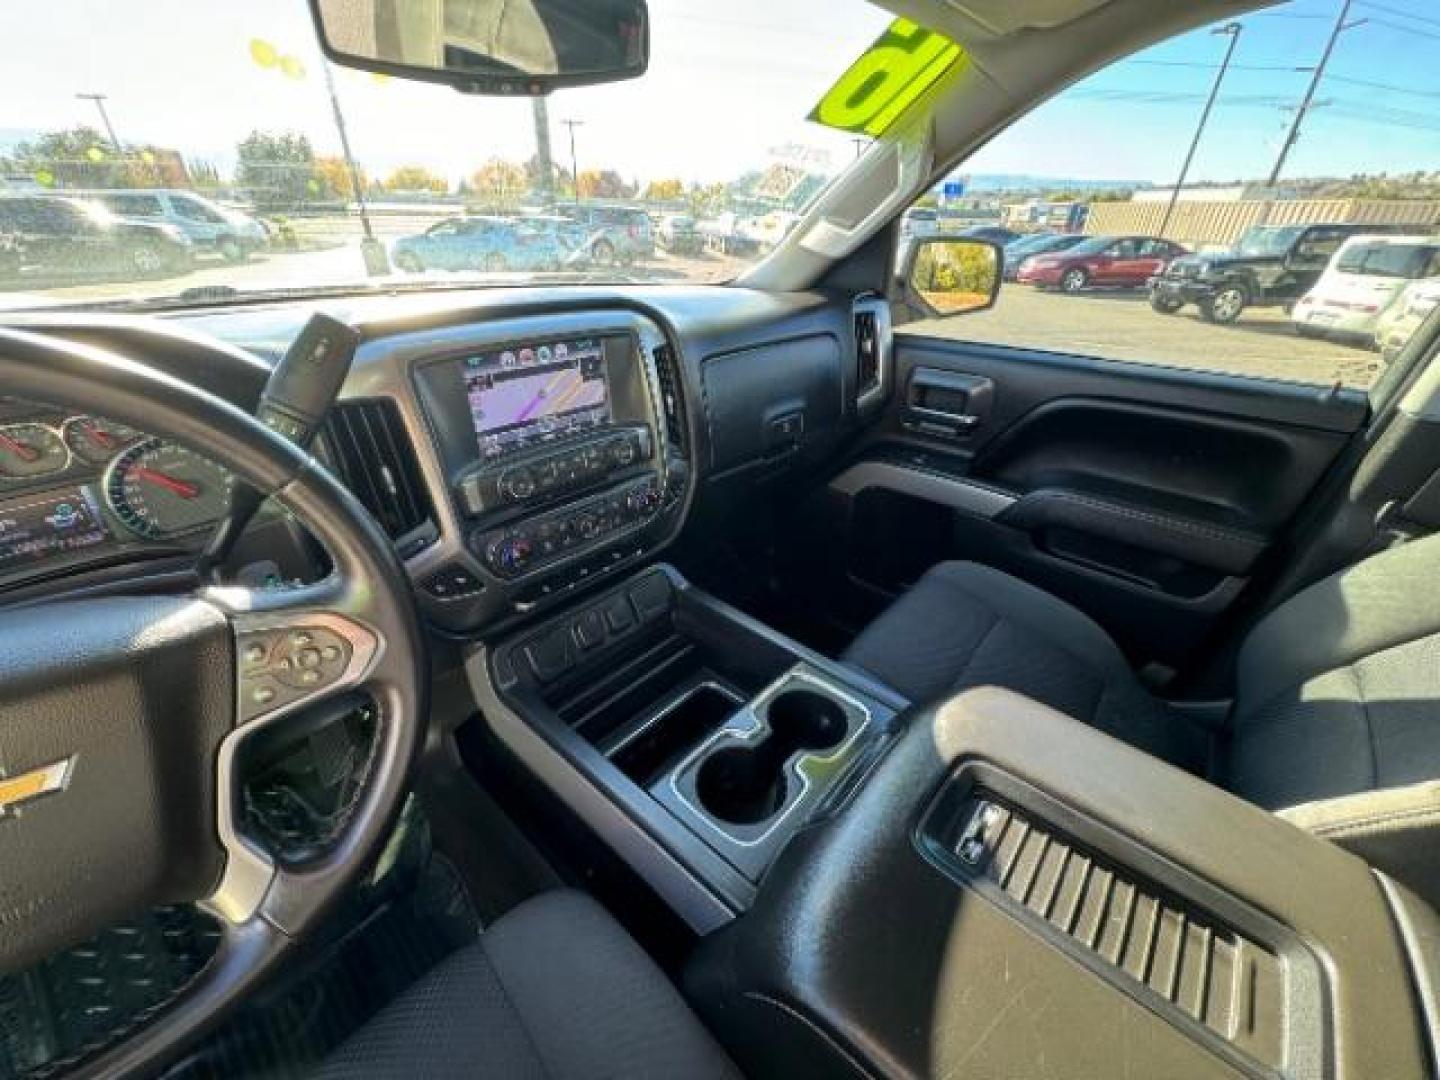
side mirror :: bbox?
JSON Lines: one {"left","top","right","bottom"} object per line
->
{"left": 308, "top": 0, "right": 649, "bottom": 96}
{"left": 900, "top": 237, "right": 1002, "bottom": 319}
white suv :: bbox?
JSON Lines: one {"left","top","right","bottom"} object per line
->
{"left": 84, "top": 190, "right": 267, "bottom": 262}
{"left": 1293, "top": 233, "right": 1440, "bottom": 342}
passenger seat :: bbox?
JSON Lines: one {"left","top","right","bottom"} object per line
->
{"left": 842, "top": 535, "right": 1440, "bottom": 902}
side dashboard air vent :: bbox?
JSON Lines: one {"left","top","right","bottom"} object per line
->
{"left": 652, "top": 342, "right": 688, "bottom": 455}
{"left": 929, "top": 793, "right": 1290, "bottom": 1072}
{"left": 318, "top": 400, "right": 435, "bottom": 549}
{"left": 852, "top": 296, "right": 891, "bottom": 408}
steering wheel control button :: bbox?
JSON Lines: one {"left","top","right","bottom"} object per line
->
{"left": 243, "top": 641, "right": 269, "bottom": 665}
{"left": 252, "top": 685, "right": 277, "bottom": 706}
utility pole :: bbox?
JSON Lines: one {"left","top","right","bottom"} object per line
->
{"left": 562, "top": 119, "right": 583, "bottom": 205}
{"left": 76, "top": 93, "right": 121, "bottom": 149}
{"left": 1159, "top": 22, "right": 1242, "bottom": 240}
{"left": 320, "top": 61, "right": 388, "bottom": 275}
{"left": 532, "top": 98, "right": 555, "bottom": 203}
{"left": 1265, "top": 0, "right": 1366, "bottom": 186}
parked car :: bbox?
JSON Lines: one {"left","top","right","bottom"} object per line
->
{"left": 1002, "top": 232, "right": 1087, "bottom": 281}
{"left": 900, "top": 206, "right": 940, "bottom": 239}
{"left": 1374, "top": 276, "right": 1440, "bottom": 363}
{"left": 0, "top": 194, "right": 193, "bottom": 280}
{"left": 556, "top": 204, "right": 654, "bottom": 265}
{"left": 1016, "top": 234, "right": 1187, "bottom": 292}
{"left": 960, "top": 224, "right": 1021, "bottom": 245}
{"left": 1291, "top": 234, "right": 1440, "bottom": 343}
{"left": 1148, "top": 222, "right": 1416, "bottom": 324}
{"left": 391, "top": 215, "right": 565, "bottom": 273}
{"left": 519, "top": 213, "right": 590, "bottom": 261}
{"left": 657, "top": 213, "right": 702, "bottom": 255}
{"left": 81, "top": 189, "right": 266, "bottom": 262}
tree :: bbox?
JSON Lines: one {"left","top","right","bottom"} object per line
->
{"left": 470, "top": 159, "right": 528, "bottom": 205}
{"left": 236, "top": 130, "right": 318, "bottom": 210}
{"left": 384, "top": 165, "right": 448, "bottom": 194}
{"left": 314, "top": 155, "right": 367, "bottom": 200}
{"left": 686, "top": 181, "right": 729, "bottom": 220}
{"left": 642, "top": 177, "right": 684, "bottom": 202}
{"left": 0, "top": 126, "right": 185, "bottom": 189}
{"left": 576, "top": 169, "right": 634, "bottom": 200}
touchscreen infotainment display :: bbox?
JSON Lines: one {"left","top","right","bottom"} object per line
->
{"left": 464, "top": 337, "right": 611, "bottom": 460}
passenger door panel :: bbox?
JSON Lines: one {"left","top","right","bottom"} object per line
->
{"left": 835, "top": 336, "right": 1366, "bottom": 669}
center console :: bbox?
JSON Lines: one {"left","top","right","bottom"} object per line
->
{"left": 465, "top": 565, "right": 905, "bottom": 929}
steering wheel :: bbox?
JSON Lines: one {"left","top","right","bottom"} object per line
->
{"left": 0, "top": 328, "right": 428, "bottom": 1076}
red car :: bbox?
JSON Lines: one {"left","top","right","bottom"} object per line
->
{"left": 1016, "top": 234, "right": 1188, "bottom": 292}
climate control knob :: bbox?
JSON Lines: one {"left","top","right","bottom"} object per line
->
{"left": 500, "top": 468, "right": 537, "bottom": 501}
{"left": 612, "top": 438, "right": 637, "bottom": 467}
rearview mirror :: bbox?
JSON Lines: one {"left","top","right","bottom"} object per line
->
{"left": 902, "top": 238, "right": 1001, "bottom": 319}
{"left": 308, "top": 0, "right": 649, "bottom": 95}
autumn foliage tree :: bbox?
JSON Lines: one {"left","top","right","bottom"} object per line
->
{"left": 384, "top": 165, "right": 448, "bottom": 194}
{"left": 470, "top": 159, "right": 528, "bottom": 204}
{"left": 314, "top": 156, "right": 367, "bottom": 200}
{"left": 576, "top": 169, "right": 635, "bottom": 200}
{"left": 642, "top": 177, "right": 684, "bottom": 202}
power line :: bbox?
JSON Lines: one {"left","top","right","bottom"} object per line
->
{"left": 1122, "top": 58, "right": 1311, "bottom": 72}
{"left": 1363, "top": 15, "right": 1440, "bottom": 40}
{"left": 1325, "top": 72, "right": 1440, "bottom": 98}
{"left": 1354, "top": 0, "right": 1440, "bottom": 31}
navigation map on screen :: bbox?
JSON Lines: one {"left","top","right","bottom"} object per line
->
{"left": 465, "top": 338, "right": 610, "bottom": 459}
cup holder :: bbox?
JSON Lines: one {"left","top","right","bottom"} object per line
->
{"left": 694, "top": 689, "right": 848, "bottom": 825}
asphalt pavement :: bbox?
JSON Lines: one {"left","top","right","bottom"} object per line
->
{"left": 913, "top": 283, "right": 1382, "bottom": 389}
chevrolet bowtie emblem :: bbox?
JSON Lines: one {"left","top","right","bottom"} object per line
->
{"left": 0, "top": 757, "right": 75, "bottom": 816}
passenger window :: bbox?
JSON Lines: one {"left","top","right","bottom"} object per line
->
{"left": 896, "top": 0, "right": 1437, "bottom": 390}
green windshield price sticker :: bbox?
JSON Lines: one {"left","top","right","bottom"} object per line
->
{"left": 809, "top": 18, "right": 964, "bottom": 137}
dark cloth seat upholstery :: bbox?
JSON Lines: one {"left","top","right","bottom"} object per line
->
{"left": 843, "top": 535, "right": 1440, "bottom": 812}
{"left": 316, "top": 890, "right": 739, "bottom": 1080}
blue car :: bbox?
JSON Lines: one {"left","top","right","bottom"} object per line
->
{"left": 392, "top": 216, "right": 564, "bottom": 273}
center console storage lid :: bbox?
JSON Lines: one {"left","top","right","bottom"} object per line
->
{"left": 685, "top": 687, "right": 1433, "bottom": 1080}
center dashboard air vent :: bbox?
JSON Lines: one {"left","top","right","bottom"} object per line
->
{"left": 651, "top": 342, "right": 687, "bottom": 456}
{"left": 317, "top": 399, "right": 436, "bottom": 555}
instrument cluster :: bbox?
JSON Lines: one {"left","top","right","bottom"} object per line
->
{"left": 0, "top": 409, "right": 235, "bottom": 580}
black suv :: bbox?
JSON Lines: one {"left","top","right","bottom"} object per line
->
{"left": 0, "top": 195, "right": 193, "bottom": 282}
{"left": 1148, "top": 222, "right": 1405, "bottom": 324}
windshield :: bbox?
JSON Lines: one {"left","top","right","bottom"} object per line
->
{"left": 1234, "top": 226, "right": 1306, "bottom": 257}
{"left": 1336, "top": 241, "right": 1440, "bottom": 279}
{"left": 0, "top": 0, "right": 891, "bottom": 310}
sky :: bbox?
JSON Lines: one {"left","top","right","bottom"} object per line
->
{"left": 0, "top": 0, "right": 1438, "bottom": 189}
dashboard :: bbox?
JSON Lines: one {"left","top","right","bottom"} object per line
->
{"left": 0, "top": 284, "right": 871, "bottom": 632}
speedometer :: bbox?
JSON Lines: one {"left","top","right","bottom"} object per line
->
{"left": 104, "top": 439, "right": 234, "bottom": 539}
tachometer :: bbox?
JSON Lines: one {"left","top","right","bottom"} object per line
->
{"left": 0, "top": 423, "right": 70, "bottom": 480}
{"left": 63, "top": 415, "right": 142, "bottom": 466}
{"left": 104, "top": 439, "right": 234, "bottom": 539}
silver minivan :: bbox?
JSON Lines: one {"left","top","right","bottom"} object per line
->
{"left": 84, "top": 189, "right": 267, "bottom": 262}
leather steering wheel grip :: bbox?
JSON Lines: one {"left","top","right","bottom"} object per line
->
{"left": 0, "top": 327, "right": 429, "bottom": 1078}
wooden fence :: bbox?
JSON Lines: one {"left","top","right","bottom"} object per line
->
{"left": 1085, "top": 198, "right": 1440, "bottom": 247}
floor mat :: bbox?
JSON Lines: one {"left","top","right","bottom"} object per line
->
{"left": 0, "top": 851, "right": 477, "bottom": 1080}
{"left": 164, "top": 853, "right": 478, "bottom": 1080}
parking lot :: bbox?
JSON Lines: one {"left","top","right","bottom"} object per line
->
{"left": 0, "top": 213, "right": 749, "bottom": 308}
{"left": 914, "top": 283, "right": 1384, "bottom": 389}
{"left": 0, "top": 225, "right": 1388, "bottom": 393}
